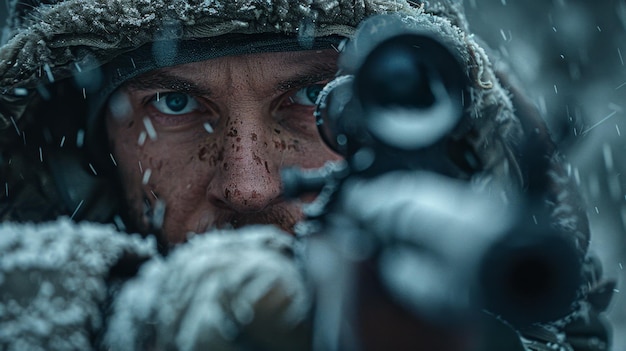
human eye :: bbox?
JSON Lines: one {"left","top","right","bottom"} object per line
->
{"left": 290, "top": 84, "right": 325, "bottom": 106}
{"left": 150, "top": 92, "right": 201, "bottom": 115}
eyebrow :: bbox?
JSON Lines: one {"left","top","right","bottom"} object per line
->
{"left": 276, "top": 62, "right": 338, "bottom": 92}
{"left": 125, "top": 61, "right": 338, "bottom": 96}
{"left": 125, "top": 72, "right": 213, "bottom": 97}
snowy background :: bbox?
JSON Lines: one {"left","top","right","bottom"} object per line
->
{"left": 465, "top": 0, "right": 626, "bottom": 348}
{"left": 0, "top": 0, "right": 624, "bottom": 348}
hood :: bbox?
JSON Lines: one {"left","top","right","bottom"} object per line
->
{"left": 0, "top": 0, "right": 477, "bottom": 132}
{"left": 0, "top": 0, "right": 412, "bottom": 130}
{"left": 0, "top": 0, "right": 589, "bottom": 256}
{"left": 0, "top": 0, "right": 518, "bottom": 177}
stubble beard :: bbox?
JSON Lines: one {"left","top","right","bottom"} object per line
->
{"left": 126, "top": 186, "right": 304, "bottom": 247}
{"left": 210, "top": 204, "right": 301, "bottom": 234}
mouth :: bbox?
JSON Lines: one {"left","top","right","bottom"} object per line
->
{"left": 203, "top": 205, "right": 302, "bottom": 236}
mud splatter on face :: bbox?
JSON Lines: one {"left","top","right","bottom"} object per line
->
{"left": 287, "top": 139, "right": 300, "bottom": 151}
{"left": 273, "top": 139, "right": 287, "bottom": 150}
{"left": 105, "top": 49, "right": 341, "bottom": 243}
{"left": 253, "top": 153, "right": 263, "bottom": 165}
{"left": 212, "top": 205, "right": 300, "bottom": 233}
{"left": 198, "top": 145, "right": 210, "bottom": 161}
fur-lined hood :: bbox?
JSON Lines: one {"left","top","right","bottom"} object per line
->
{"left": 0, "top": 0, "right": 521, "bottom": 186}
{"left": 0, "top": 0, "right": 589, "bottom": 254}
{"left": 0, "top": 0, "right": 410, "bottom": 91}
{"left": 0, "top": 0, "right": 489, "bottom": 130}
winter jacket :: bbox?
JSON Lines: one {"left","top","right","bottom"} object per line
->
{"left": 0, "top": 0, "right": 614, "bottom": 350}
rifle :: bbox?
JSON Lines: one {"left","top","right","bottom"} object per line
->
{"left": 281, "top": 14, "right": 583, "bottom": 351}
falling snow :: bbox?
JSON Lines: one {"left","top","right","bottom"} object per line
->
{"left": 75, "top": 129, "right": 85, "bottom": 148}
{"left": 137, "top": 131, "right": 147, "bottom": 146}
{"left": 142, "top": 168, "right": 152, "bottom": 185}
{"left": 465, "top": 1, "right": 626, "bottom": 349}
{"left": 0, "top": 0, "right": 624, "bottom": 350}
{"left": 142, "top": 117, "right": 157, "bottom": 141}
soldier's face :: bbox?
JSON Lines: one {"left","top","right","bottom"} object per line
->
{"left": 105, "top": 50, "right": 341, "bottom": 244}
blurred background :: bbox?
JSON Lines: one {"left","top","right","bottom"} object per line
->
{"left": 465, "top": 0, "right": 626, "bottom": 348}
{"left": 0, "top": 0, "right": 624, "bottom": 348}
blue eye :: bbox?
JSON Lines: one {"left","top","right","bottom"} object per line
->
{"left": 151, "top": 92, "right": 200, "bottom": 115}
{"left": 291, "top": 84, "right": 325, "bottom": 106}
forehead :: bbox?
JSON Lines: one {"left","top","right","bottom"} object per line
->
{"left": 126, "top": 49, "right": 339, "bottom": 91}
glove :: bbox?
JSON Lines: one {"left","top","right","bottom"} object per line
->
{"left": 0, "top": 218, "right": 156, "bottom": 351}
{"left": 104, "top": 225, "right": 312, "bottom": 351}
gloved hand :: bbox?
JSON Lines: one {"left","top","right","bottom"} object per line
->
{"left": 103, "top": 225, "right": 312, "bottom": 351}
{"left": 0, "top": 218, "right": 156, "bottom": 351}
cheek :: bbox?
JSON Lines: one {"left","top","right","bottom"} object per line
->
{"left": 141, "top": 134, "right": 216, "bottom": 195}
{"left": 280, "top": 135, "right": 342, "bottom": 169}
{"left": 108, "top": 118, "right": 213, "bottom": 209}
{"left": 306, "top": 149, "right": 342, "bottom": 169}
{"left": 107, "top": 119, "right": 141, "bottom": 186}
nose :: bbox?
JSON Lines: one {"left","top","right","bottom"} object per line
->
{"left": 209, "top": 116, "right": 282, "bottom": 213}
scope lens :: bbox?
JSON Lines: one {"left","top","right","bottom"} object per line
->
{"left": 357, "top": 40, "right": 435, "bottom": 108}
{"left": 354, "top": 34, "right": 467, "bottom": 151}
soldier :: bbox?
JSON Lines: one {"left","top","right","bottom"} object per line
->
{"left": 0, "top": 1, "right": 613, "bottom": 350}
